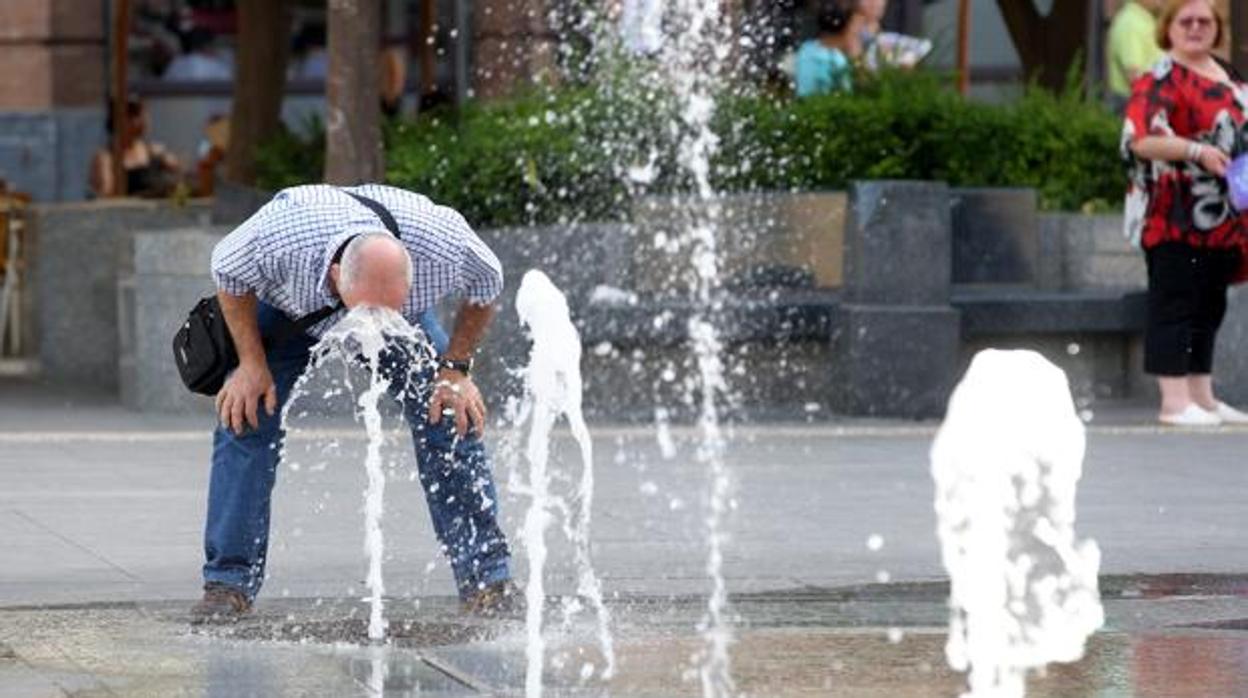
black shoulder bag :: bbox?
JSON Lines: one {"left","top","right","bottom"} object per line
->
{"left": 173, "top": 191, "right": 402, "bottom": 396}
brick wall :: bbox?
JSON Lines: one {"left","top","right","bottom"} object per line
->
{"left": 472, "top": 0, "right": 559, "bottom": 99}
{"left": 0, "top": 0, "right": 105, "bottom": 110}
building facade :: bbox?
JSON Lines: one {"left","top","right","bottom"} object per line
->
{"left": 0, "top": 1, "right": 107, "bottom": 201}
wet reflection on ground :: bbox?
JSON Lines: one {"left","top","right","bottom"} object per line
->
{"left": 2, "top": 575, "right": 1246, "bottom": 697}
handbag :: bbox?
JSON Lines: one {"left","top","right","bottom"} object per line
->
{"left": 172, "top": 191, "right": 402, "bottom": 396}
{"left": 172, "top": 298, "right": 342, "bottom": 396}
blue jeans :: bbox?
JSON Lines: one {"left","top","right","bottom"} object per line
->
{"left": 202, "top": 303, "right": 511, "bottom": 600}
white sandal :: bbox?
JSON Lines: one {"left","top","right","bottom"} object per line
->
{"left": 1214, "top": 402, "right": 1248, "bottom": 425}
{"left": 1158, "top": 404, "right": 1222, "bottom": 427}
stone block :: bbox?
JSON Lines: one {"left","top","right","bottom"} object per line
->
{"left": 950, "top": 187, "right": 1037, "bottom": 284}
{"left": 211, "top": 181, "right": 273, "bottom": 226}
{"left": 578, "top": 292, "right": 839, "bottom": 349}
{"left": 0, "top": 3, "right": 51, "bottom": 42}
{"left": 1039, "top": 213, "right": 1144, "bottom": 290}
{"left": 0, "top": 46, "right": 52, "bottom": 109}
{"left": 0, "top": 109, "right": 104, "bottom": 202}
{"left": 1035, "top": 215, "right": 1064, "bottom": 290}
{"left": 123, "top": 229, "right": 226, "bottom": 412}
{"left": 959, "top": 334, "right": 1137, "bottom": 401}
{"left": 953, "top": 289, "right": 1147, "bottom": 335}
{"left": 474, "top": 0, "right": 551, "bottom": 36}
{"left": 1126, "top": 335, "right": 1158, "bottom": 402}
{"left": 833, "top": 303, "right": 960, "bottom": 418}
{"left": 54, "top": 108, "right": 106, "bottom": 201}
{"left": 471, "top": 36, "right": 558, "bottom": 99}
{"left": 843, "top": 180, "right": 951, "bottom": 305}
{"left": 630, "top": 191, "right": 846, "bottom": 295}
{"left": 51, "top": 45, "right": 106, "bottom": 106}
{"left": 0, "top": 3, "right": 100, "bottom": 114}
{"left": 580, "top": 334, "right": 839, "bottom": 422}
{"left": 1213, "top": 284, "right": 1248, "bottom": 404}
{"left": 471, "top": 223, "right": 633, "bottom": 404}
{"left": 0, "top": 114, "right": 56, "bottom": 199}
{"left": 51, "top": 0, "right": 104, "bottom": 40}
{"left": 1072, "top": 254, "right": 1146, "bottom": 290}
{"left": 30, "top": 200, "right": 211, "bottom": 390}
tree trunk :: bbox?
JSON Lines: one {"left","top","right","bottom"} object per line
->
{"left": 325, "top": 0, "right": 383, "bottom": 185}
{"left": 996, "top": 0, "right": 1088, "bottom": 93}
{"left": 225, "top": 0, "right": 292, "bottom": 185}
{"left": 1232, "top": 0, "right": 1248, "bottom": 76}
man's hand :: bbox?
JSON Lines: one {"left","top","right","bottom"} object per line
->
{"left": 428, "top": 369, "right": 486, "bottom": 437}
{"left": 216, "top": 361, "right": 277, "bottom": 434}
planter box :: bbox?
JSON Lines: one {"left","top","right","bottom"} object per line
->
{"left": 29, "top": 199, "right": 210, "bottom": 390}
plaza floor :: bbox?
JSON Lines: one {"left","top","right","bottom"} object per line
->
{"left": 1, "top": 382, "right": 1246, "bottom": 696}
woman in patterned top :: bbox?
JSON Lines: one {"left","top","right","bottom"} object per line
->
{"left": 1122, "top": 0, "right": 1248, "bottom": 426}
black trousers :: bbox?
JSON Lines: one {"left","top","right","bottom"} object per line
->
{"left": 1144, "top": 242, "right": 1240, "bottom": 376}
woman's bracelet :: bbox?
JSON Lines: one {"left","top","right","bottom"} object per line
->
{"left": 1186, "top": 141, "right": 1205, "bottom": 162}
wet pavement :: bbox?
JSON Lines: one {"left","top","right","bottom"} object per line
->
{"left": 3, "top": 577, "right": 1248, "bottom": 696}
{"left": 2, "top": 386, "right": 1248, "bottom": 695}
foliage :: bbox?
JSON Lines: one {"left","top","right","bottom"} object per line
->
{"left": 255, "top": 70, "right": 1123, "bottom": 227}
{"left": 253, "top": 114, "right": 325, "bottom": 192}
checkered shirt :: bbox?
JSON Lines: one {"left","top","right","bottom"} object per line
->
{"left": 210, "top": 184, "right": 503, "bottom": 337}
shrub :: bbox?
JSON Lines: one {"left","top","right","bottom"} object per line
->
{"left": 255, "top": 71, "right": 1123, "bottom": 227}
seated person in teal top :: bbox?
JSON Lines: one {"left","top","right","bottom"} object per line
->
{"left": 795, "top": 2, "right": 859, "bottom": 97}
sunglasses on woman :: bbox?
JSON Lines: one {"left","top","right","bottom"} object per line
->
{"left": 1176, "top": 16, "right": 1215, "bottom": 30}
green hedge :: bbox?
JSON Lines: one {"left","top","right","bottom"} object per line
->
{"left": 256, "top": 72, "right": 1123, "bottom": 228}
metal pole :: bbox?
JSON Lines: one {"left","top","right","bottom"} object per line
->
{"left": 416, "top": 0, "right": 436, "bottom": 103}
{"left": 1086, "top": 0, "right": 1103, "bottom": 98}
{"left": 956, "top": 0, "right": 971, "bottom": 96}
{"left": 110, "top": 0, "right": 132, "bottom": 197}
{"left": 454, "top": 0, "right": 470, "bottom": 110}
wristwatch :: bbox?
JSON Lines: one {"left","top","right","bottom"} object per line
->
{"left": 437, "top": 356, "right": 474, "bottom": 376}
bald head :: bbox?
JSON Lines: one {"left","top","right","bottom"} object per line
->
{"left": 331, "top": 232, "right": 412, "bottom": 310}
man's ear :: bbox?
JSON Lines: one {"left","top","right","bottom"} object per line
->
{"left": 328, "top": 263, "right": 341, "bottom": 293}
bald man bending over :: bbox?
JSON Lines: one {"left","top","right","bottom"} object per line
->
{"left": 191, "top": 184, "right": 515, "bottom": 622}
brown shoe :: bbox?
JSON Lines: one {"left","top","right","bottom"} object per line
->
{"left": 189, "top": 583, "right": 251, "bottom": 624}
{"left": 461, "top": 580, "right": 524, "bottom": 618}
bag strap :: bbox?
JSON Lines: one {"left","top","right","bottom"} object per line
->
{"left": 266, "top": 301, "right": 340, "bottom": 349}
{"left": 344, "top": 190, "right": 401, "bottom": 238}
{"left": 271, "top": 190, "right": 404, "bottom": 345}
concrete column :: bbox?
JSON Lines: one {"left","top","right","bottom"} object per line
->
{"left": 835, "top": 181, "right": 961, "bottom": 418}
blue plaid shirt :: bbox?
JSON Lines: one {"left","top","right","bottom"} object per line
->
{"left": 211, "top": 184, "right": 503, "bottom": 337}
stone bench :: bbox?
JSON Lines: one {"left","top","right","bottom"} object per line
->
{"left": 581, "top": 287, "right": 1148, "bottom": 346}
{"left": 953, "top": 288, "right": 1147, "bottom": 336}
{"left": 579, "top": 290, "right": 841, "bottom": 348}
